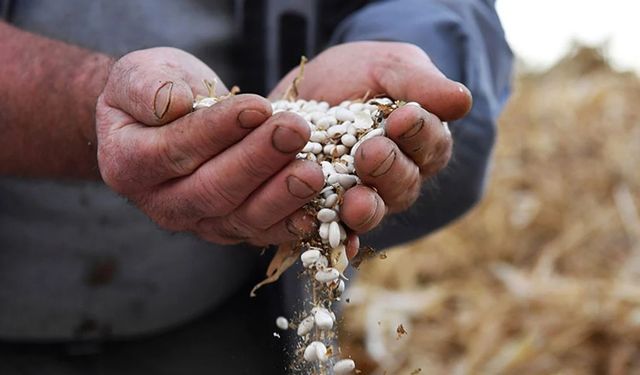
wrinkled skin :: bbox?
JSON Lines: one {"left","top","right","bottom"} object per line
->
{"left": 96, "top": 42, "right": 471, "bottom": 254}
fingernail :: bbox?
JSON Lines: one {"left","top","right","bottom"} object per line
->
{"left": 286, "top": 175, "right": 316, "bottom": 199}
{"left": 400, "top": 118, "right": 424, "bottom": 139}
{"left": 285, "top": 218, "right": 301, "bottom": 236}
{"left": 238, "top": 108, "right": 268, "bottom": 129}
{"left": 153, "top": 81, "right": 173, "bottom": 119}
{"left": 370, "top": 150, "right": 396, "bottom": 177}
{"left": 272, "top": 126, "right": 307, "bottom": 153}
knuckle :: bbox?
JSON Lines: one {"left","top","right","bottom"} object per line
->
{"left": 434, "top": 136, "right": 453, "bottom": 164}
{"left": 421, "top": 143, "right": 451, "bottom": 177}
{"left": 390, "top": 177, "right": 421, "bottom": 213}
{"left": 417, "top": 122, "right": 452, "bottom": 170}
{"left": 424, "top": 111, "right": 443, "bottom": 130}
{"left": 97, "top": 139, "right": 136, "bottom": 194}
{"left": 156, "top": 137, "right": 200, "bottom": 176}
{"left": 213, "top": 217, "right": 254, "bottom": 243}
{"left": 195, "top": 173, "right": 242, "bottom": 216}
{"left": 236, "top": 147, "right": 276, "bottom": 181}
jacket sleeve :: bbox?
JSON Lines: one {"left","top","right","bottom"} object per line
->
{"left": 329, "top": 0, "right": 514, "bottom": 248}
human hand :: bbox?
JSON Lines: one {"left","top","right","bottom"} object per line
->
{"left": 270, "top": 41, "right": 472, "bottom": 233}
{"left": 97, "top": 47, "right": 324, "bottom": 246}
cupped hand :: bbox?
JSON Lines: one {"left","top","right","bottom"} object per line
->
{"left": 97, "top": 47, "right": 323, "bottom": 246}
{"left": 270, "top": 41, "right": 472, "bottom": 234}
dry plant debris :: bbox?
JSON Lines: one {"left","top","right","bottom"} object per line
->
{"left": 396, "top": 324, "right": 407, "bottom": 340}
{"left": 338, "top": 46, "right": 640, "bottom": 375}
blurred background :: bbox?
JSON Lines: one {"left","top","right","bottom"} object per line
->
{"left": 340, "top": 1, "right": 640, "bottom": 374}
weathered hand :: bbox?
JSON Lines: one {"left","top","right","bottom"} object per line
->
{"left": 270, "top": 41, "right": 472, "bottom": 233}
{"left": 97, "top": 47, "right": 323, "bottom": 246}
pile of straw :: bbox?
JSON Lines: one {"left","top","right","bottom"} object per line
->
{"left": 341, "top": 47, "right": 640, "bottom": 375}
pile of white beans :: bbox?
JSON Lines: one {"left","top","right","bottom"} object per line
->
{"left": 195, "top": 93, "right": 404, "bottom": 374}
{"left": 271, "top": 97, "right": 401, "bottom": 375}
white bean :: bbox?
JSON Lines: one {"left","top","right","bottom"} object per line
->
{"left": 321, "top": 186, "right": 335, "bottom": 197}
{"left": 339, "top": 223, "right": 347, "bottom": 241}
{"left": 324, "top": 193, "right": 338, "bottom": 208}
{"left": 340, "top": 133, "right": 357, "bottom": 147}
{"left": 318, "top": 101, "right": 330, "bottom": 111}
{"left": 349, "top": 102, "right": 364, "bottom": 112}
{"left": 315, "top": 268, "right": 340, "bottom": 283}
{"left": 309, "top": 111, "right": 325, "bottom": 123}
{"left": 340, "top": 155, "right": 355, "bottom": 164}
{"left": 353, "top": 111, "right": 374, "bottom": 129}
{"left": 316, "top": 115, "right": 337, "bottom": 130}
{"left": 333, "top": 359, "right": 356, "bottom": 374}
{"left": 302, "top": 101, "right": 318, "bottom": 112}
{"left": 276, "top": 316, "right": 289, "bottom": 330}
{"left": 304, "top": 342, "right": 319, "bottom": 362}
{"left": 329, "top": 221, "right": 341, "bottom": 248}
{"left": 301, "top": 249, "right": 321, "bottom": 268}
{"left": 319, "top": 222, "right": 330, "bottom": 240}
{"left": 317, "top": 208, "right": 338, "bottom": 223}
{"left": 333, "top": 162, "right": 349, "bottom": 174}
{"left": 314, "top": 308, "right": 334, "bottom": 330}
{"left": 338, "top": 174, "right": 358, "bottom": 189}
{"left": 328, "top": 124, "right": 347, "bottom": 138}
{"left": 297, "top": 315, "right": 315, "bottom": 336}
{"left": 302, "top": 142, "right": 321, "bottom": 153}
{"left": 327, "top": 173, "right": 340, "bottom": 185}
{"left": 347, "top": 123, "right": 358, "bottom": 135}
{"left": 333, "top": 144, "right": 348, "bottom": 157}
{"left": 315, "top": 341, "right": 329, "bottom": 362}
{"left": 335, "top": 107, "right": 355, "bottom": 122}
{"left": 321, "top": 161, "right": 335, "bottom": 177}
{"left": 315, "top": 255, "right": 328, "bottom": 269}
{"left": 310, "top": 131, "right": 328, "bottom": 143}
{"left": 323, "top": 144, "right": 335, "bottom": 155}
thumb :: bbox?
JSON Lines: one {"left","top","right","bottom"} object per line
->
{"left": 374, "top": 46, "right": 472, "bottom": 121}
{"left": 103, "top": 59, "right": 195, "bottom": 126}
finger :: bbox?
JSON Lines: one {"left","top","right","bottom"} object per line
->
{"left": 156, "top": 111, "right": 310, "bottom": 218}
{"left": 384, "top": 103, "right": 453, "bottom": 177}
{"left": 371, "top": 44, "right": 472, "bottom": 121}
{"left": 196, "top": 208, "right": 316, "bottom": 247}
{"left": 354, "top": 137, "right": 422, "bottom": 213}
{"left": 99, "top": 94, "right": 272, "bottom": 193}
{"left": 256, "top": 209, "right": 318, "bottom": 246}
{"left": 340, "top": 185, "right": 386, "bottom": 233}
{"left": 235, "top": 160, "right": 324, "bottom": 230}
{"left": 104, "top": 48, "right": 226, "bottom": 126}
{"left": 201, "top": 160, "right": 324, "bottom": 232}
{"left": 346, "top": 233, "right": 360, "bottom": 260}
